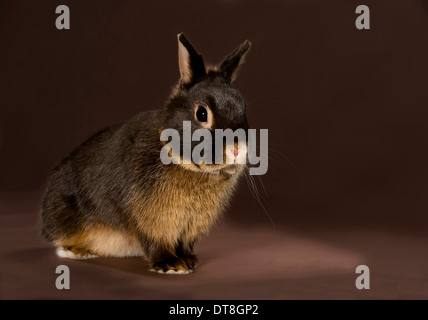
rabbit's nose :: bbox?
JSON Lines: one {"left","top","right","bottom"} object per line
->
{"left": 233, "top": 149, "right": 239, "bottom": 157}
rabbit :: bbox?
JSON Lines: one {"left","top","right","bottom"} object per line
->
{"left": 40, "top": 33, "right": 251, "bottom": 274}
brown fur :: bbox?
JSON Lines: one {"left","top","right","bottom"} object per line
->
{"left": 130, "top": 165, "right": 242, "bottom": 245}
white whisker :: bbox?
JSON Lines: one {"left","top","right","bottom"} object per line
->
{"left": 244, "top": 170, "right": 275, "bottom": 228}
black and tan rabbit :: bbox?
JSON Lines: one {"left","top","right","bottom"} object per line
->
{"left": 40, "top": 33, "right": 251, "bottom": 274}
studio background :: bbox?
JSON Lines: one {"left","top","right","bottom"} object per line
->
{"left": 1, "top": 0, "right": 427, "bottom": 299}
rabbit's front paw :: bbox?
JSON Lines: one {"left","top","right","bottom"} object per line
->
{"left": 180, "top": 253, "right": 199, "bottom": 270}
{"left": 149, "top": 256, "right": 193, "bottom": 274}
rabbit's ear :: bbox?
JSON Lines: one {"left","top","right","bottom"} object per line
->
{"left": 177, "top": 33, "right": 206, "bottom": 85}
{"left": 219, "top": 40, "right": 251, "bottom": 83}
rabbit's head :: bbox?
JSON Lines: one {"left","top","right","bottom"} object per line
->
{"left": 161, "top": 33, "right": 251, "bottom": 175}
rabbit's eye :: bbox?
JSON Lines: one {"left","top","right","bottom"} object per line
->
{"left": 196, "top": 106, "right": 208, "bottom": 122}
{"left": 194, "top": 104, "right": 213, "bottom": 129}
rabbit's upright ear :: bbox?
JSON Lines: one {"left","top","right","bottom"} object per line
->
{"left": 219, "top": 40, "right": 251, "bottom": 83}
{"left": 177, "top": 33, "right": 206, "bottom": 85}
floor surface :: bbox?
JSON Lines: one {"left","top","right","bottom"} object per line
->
{"left": 1, "top": 193, "right": 427, "bottom": 300}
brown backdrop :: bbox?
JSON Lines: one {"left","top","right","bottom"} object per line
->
{"left": 1, "top": 0, "right": 428, "bottom": 299}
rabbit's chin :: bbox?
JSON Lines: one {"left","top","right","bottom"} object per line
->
{"left": 204, "top": 164, "right": 244, "bottom": 175}
{"left": 179, "top": 162, "right": 246, "bottom": 176}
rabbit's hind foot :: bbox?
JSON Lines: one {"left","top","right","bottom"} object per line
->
{"left": 55, "top": 246, "right": 98, "bottom": 260}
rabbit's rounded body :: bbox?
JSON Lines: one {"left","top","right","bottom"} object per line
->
{"left": 41, "top": 34, "right": 251, "bottom": 273}
{"left": 42, "top": 111, "right": 240, "bottom": 260}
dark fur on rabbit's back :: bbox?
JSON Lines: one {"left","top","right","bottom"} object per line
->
{"left": 40, "top": 34, "right": 251, "bottom": 274}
